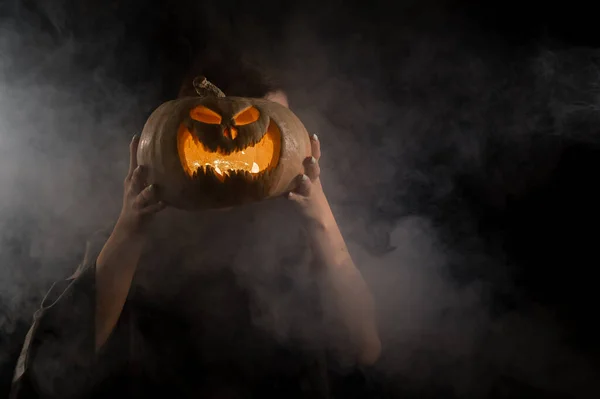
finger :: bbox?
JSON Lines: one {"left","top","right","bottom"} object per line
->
{"left": 133, "top": 184, "right": 158, "bottom": 210}
{"left": 139, "top": 201, "right": 166, "bottom": 215}
{"left": 129, "top": 165, "right": 148, "bottom": 195}
{"left": 293, "top": 174, "right": 311, "bottom": 197}
{"left": 310, "top": 134, "right": 321, "bottom": 160}
{"left": 127, "top": 135, "right": 140, "bottom": 180}
{"left": 285, "top": 191, "right": 300, "bottom": 202}
{"left": 303, "top": 156, "right": 320, "bottom": 181}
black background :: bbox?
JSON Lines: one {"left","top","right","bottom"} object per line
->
{"left": 1, "top": 0, "right": 600, "bottom": 397}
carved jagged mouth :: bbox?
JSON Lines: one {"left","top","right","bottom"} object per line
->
{"left": 186, "top": 165, "right": 273, "bottom": 205}
{"left": 177, "top": 121, "right": 281, "bottom": 182}
{"left": 191, "top": 164, "right": 273, "bottom": 184}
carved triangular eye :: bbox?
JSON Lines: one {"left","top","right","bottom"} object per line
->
{"left": 233, "top": 106, "right": 260, "bottom": 125}
{"left": 190, "top": 106, "right": 222, "bottom": 124}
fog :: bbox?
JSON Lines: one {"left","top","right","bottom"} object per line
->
{"left": 2, "top": 1, "right": 600, "bottom": 397}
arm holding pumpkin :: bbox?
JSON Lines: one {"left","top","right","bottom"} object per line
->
{"left": 286, "top": 134, "right": 382, "bottom": 366}
{"left": 94, "top": 135, "right": 165, "bottom": 351}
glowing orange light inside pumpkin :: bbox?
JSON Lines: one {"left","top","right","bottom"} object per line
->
{"left": 177, "top": 122, "right": 281, "bottom": 181}
{"left": 233, "top": 107, "right": 260, "bottom": 125}
{"left": 190, "top": 106, "right": 222, "bottom": 124}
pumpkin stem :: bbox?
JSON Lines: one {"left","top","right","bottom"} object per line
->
{"left": 193, "top": 76, "right": 226, "bottom": 98}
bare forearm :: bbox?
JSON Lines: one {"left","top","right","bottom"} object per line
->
{"left": 308, "top": 190, "right": 381, "bottom": 365}
{"left": 94, "top": 223, "right": 144, "bottom": 351}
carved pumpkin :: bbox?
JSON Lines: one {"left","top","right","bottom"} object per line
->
{"left": 137, "top": 77, "right": 312, "bottom": 210}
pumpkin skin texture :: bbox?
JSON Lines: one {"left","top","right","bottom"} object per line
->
{"left": 137, "top": 95, "right": 312, "bottom": 210}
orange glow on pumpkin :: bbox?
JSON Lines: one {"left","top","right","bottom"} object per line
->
{"left": 233, "top": 106, "right": 260, "bottom": 125}
{"left": 189, "top": 106, "right": 222, "bottom": 124}
{"left": 177, "top": 122, "right": 281, "bottom": 180}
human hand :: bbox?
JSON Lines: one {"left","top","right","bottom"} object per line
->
{"left": 284, "top": 133, "right": 331, "bottom": 224}
{"left": 263, "top": 91, "right": 331, "bottom": 225}
{"left": 115, "top": 135, "right": 166, "bottom": 235}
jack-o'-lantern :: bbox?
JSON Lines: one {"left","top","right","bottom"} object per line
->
{"left": 137, "top": 76, "right": 312, "bottom": 210}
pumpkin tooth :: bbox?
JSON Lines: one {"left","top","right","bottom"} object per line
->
{"left": 191, "top": 165, "right": 201, "bottom": 180}
{"left": 204, "top": 165, "right": 224, "bottom": 182}
{"left": 199, "top": 166, "right": 208, "bottom": 186}
{"left": 199, "top": 165, "right": 208, "bottom": 181}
